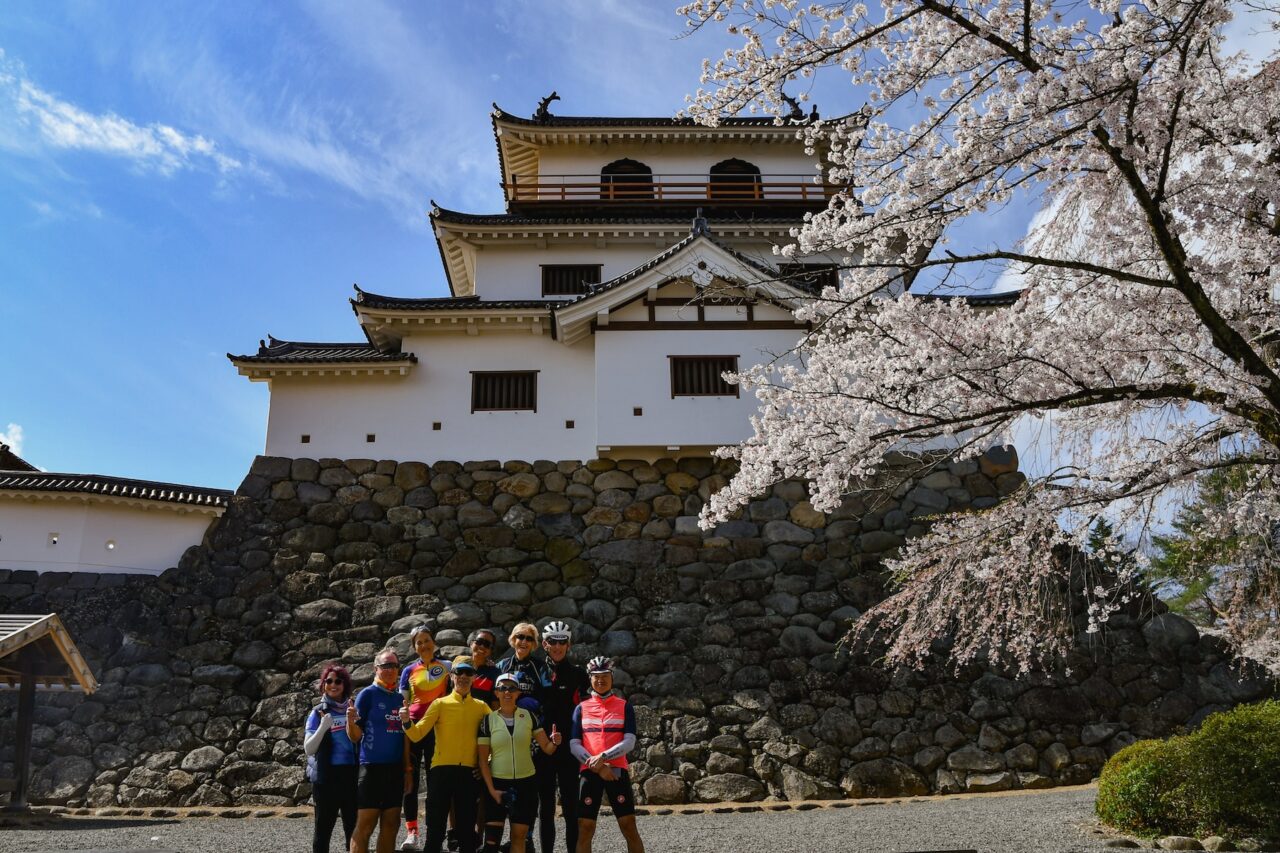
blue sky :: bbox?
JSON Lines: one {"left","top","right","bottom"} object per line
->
{"left": 1, "top": 1, "right": 789, "bottom": 488}
{"left": 7, "top": 2, "right": 1265, "bottom": 491}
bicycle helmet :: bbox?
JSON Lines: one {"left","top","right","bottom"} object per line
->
{"left": 543, "top": 620, "right": 572, "bottom": 642}
{"left": 586, "top": 656, "right": 613, "bottom": 675}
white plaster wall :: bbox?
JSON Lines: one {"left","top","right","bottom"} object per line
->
{"left": 0, "top": 499, "right": 216, "bottom": 575}
{"left": 473, "top": 240, "right": 783, "bottom": 302}
{"left": 263, "top": 332, "right": 599, "bottom": 462}
{"left": 594, "top": 327, "right": 803, "bottom": 448}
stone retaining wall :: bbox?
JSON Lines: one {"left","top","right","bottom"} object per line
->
{"left": 0, "top": 452, "right": 1272, "bottom": 808}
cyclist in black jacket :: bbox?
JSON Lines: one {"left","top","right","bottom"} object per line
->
{"left": 536, "top": 620, "right": 590, "bottom": 853}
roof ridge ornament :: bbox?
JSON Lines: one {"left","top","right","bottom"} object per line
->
{"left": 691, "top": 209, "right": 710, "bottom": 236}
{"left": 781, "top": 93, "right": 805, "bottom": 121}
{"left": 534, "top": 91, "right": 559, "bottom": 123}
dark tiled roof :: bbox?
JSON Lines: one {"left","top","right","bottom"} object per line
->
{"left": 492, "top": 106, "right": 809, "bottom": 129}
{"left": 915, "top": 289, "right": 1023, "bottom": 306}
{"left": 430, "top": 206, "right": 801, "bottom": 229}
{"left": 557, "top": 222, "right": 789, "bottom": 309}
{"left": 352, "top": 288, "right": 567, "bottom": 311}
{"left": 0, "top": 444, "right": 37, "bottom": 472}
{"left": 0, "top": 471, "right": 231, "bottom": 508}
{"left": 228, "top": 337, "right": 417, "bottom": 364}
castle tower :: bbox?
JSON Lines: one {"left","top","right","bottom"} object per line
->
{"left": 230, "top": 100, "right": 852, "bottom": 463}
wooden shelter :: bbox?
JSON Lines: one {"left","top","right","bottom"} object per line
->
{"left": 0, "top": 614, "right": 98, "bottom": 811}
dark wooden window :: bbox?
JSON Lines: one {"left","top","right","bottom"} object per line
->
{"left": 601, "top": 158, "right": 653, "bottom": 200}
{"left": 300, "top": 434, "right": 311, "bottom": 444}
{"left": 366, "top": 434, "right": 376, "bottom": 443}
{"left": 541, "top": 264, "right": 602, "bottom": 296}
{"left": 472, "top": 371, "right": 538, "bottom": 412}
{"left": 565, "top": 420, "right": 575, "bottom": 429}
{"left": 432, "top": 422, "right": 442, "bottom": 431}
{"left": 670, "top": 356, "right": 739, "bottom": 397}
{"left": 778, "top": 263, "right": 839, "bottom": 291}
{"left": 709, "top": 158, "right": 762, "bottom": 200}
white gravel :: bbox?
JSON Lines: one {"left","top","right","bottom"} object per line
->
{"left": 0, "top": 786, "right": 1112, "bottom": 853}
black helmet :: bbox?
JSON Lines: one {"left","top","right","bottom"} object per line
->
{"left": 586, "top": 656, "right": 613, "bottom": 675}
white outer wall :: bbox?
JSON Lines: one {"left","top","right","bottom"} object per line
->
{"left": 473, "top": 240, "right": 783, "bottom": 302}
{"left": 263, "top": 332, "right": 598, "bottom": 462}
{"left": 0, "top": 498, "right": 217, "bottom": 575}
{"left": 594, "top": 326, "right": 802, "bottom": 448}
{"left": 260, "top": 316, "right": 806, "bottom": 461}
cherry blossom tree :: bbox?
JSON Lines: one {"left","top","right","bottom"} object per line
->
{"left": 681, "top": 0, "right": 1280, "bottom": 671}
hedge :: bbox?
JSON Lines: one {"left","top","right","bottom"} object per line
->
{"left": 1096, "top": 700, "right": 1280, "bottom": 839}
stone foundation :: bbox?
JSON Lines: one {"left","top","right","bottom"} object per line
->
{"left": 0, "top": 452, "right": 1272, "bottom": 807}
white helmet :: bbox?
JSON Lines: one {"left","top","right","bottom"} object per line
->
{"left": 543, "top": 620, "right": 572, "bottom": 642}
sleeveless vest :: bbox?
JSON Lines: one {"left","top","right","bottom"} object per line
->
{"left": 486, "top": 708, "right": 537, "bottom": 780}
{"left": 578, "top": 693, "right": 629, "bottom": 770}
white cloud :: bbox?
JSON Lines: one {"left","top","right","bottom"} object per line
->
{"left": 0, "top": 56, "right": 240, "bottom": 176}
{"left": 1, "top": 423, "right": 23, "bottom": 455}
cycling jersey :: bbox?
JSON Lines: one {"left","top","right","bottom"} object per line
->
{"left": 495, "top": 654, "right": 553, "bottom": 705}
{"left": 543, "top": 658, "right": 589, "bottom": 740}
{"left": 471, "top": 663, "right": 500, "bottom": 708}
{"left": 398, "top": 656, "right": 451, "bottom": 721}
{"left": 571, "top": 692, "right": 635, "bottom": 770}
{"left": 352, "top": 682, "right": 404, "bottom": 766}
{"left": 478, "top": 707, "right": 544, "bottom": 780}
{"left": 405, "top": 690, "right": 490, "bottom": 768}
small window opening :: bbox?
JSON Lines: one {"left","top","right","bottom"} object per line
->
{"left": 432, "top": 422, "right": 442, "bottom": 431}
{"left": 300, "top": 434, "right": 311, "bottom": 444}
{"left": 366, "top": 434, "right": 376, "bottom": 443}
{"left": 542, "top": 265, "right": 602, "bottom": 296}
{"left": 565, "top": 420, "right": 575, "bottom": 429}
{"left": 48, "top": 532, "right": 59, "bottom": 546}
{"left": 633, "top": 407, "right": 643, "bottom": 417}
{"left": 670, "top": 355, "right": 740, "bottom": 397}
{"left": 472, "top": 371, "right": 538, "bottom": 412}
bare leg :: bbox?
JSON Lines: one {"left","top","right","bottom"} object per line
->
{"left": 375, "top": 807, "right": 401, "bottom": 853}
{"left": 575, "top": 818, "right": 596, "bottom": 853}
{"left": 511, "top": 823, "right": 530, "bottom": 853}
{"left": 617, "top": 815, "right": 645, "bottom": 853}
{"left": 351, "top": 809, "right": 380, "bottom": 853}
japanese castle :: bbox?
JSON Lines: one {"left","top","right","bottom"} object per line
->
{"left": 229, "top": 98, "right": 854, "bottom": 463}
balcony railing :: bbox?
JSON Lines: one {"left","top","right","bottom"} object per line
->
{"left": 504, "top": 174, "right": 843, "bottom": 204}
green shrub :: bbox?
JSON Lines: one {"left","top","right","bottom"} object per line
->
{"left": 1096, "top": 700, "right": 1280, "bottom": 839}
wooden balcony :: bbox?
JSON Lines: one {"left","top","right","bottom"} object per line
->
{"left": 503, "top": 173, "right": 843, "bottom": 217}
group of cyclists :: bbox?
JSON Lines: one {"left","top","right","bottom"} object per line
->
{"left": 303, "top": 620, "right": 646, "bottom": 853}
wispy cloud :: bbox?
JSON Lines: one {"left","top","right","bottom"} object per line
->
{"left": 1, "top": 423, "right": 24, "bottom": 455}
{"left": 0, "top": 52, "right": 240, "bottom": 176}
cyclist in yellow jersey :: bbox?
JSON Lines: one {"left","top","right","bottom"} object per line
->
{"left": 401, "top": 655, "right": 490, "bottom": 853}
{"left": 477, "top": 673, "right": 561, "bottom": 853}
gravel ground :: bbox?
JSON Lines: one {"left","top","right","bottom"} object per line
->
{"left": 0, "top": 786, "right": 1113, "bottom": 853}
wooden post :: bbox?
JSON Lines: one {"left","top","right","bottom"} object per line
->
{"left": 5, "top": 645, "right": 37, "bottom": 811}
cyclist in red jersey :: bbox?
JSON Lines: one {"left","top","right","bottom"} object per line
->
{"left": 569, "top": 657, "right": 644, "bottom": 853}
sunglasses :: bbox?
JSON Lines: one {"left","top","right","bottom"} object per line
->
{"left": 545, "top": 638, "right": 568, "bottom": 646}
{"left": 375, "top": 662, "right": 400, "bottom": 670}
{"left": 454, "top": 669, "right": 475, "bottom": 677}
{"left": 323, "top": 678, "right": 344, "bottom": 685}
{"left": 513, "top": 634, "right": 535, "bottom": 643}
{"left": 471, "top": 638, "right": 493, "bottom": 648}
{"left": 496, "top": 684, "right": 519, "bottom": 693}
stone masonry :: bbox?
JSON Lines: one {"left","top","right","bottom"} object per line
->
{"left": 0, "top": 450, "right": 1273, "bottom": 808}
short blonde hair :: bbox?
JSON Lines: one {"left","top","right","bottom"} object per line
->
{"left": 509, "top": 622, "right": 540, "bottom": 645}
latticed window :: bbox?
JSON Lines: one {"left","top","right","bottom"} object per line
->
{"left": 472, "top": 371, "right": 538, "bottom": 412}
{"left": 669, "top": 356, "right": 739, "bottom": 397}
{"left": 541, "top": 264, "right": 602, "bottom": 296}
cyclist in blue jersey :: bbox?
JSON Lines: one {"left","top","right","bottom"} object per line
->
{"left": 348, "top": 648, "right": 410, "bottom": 853}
